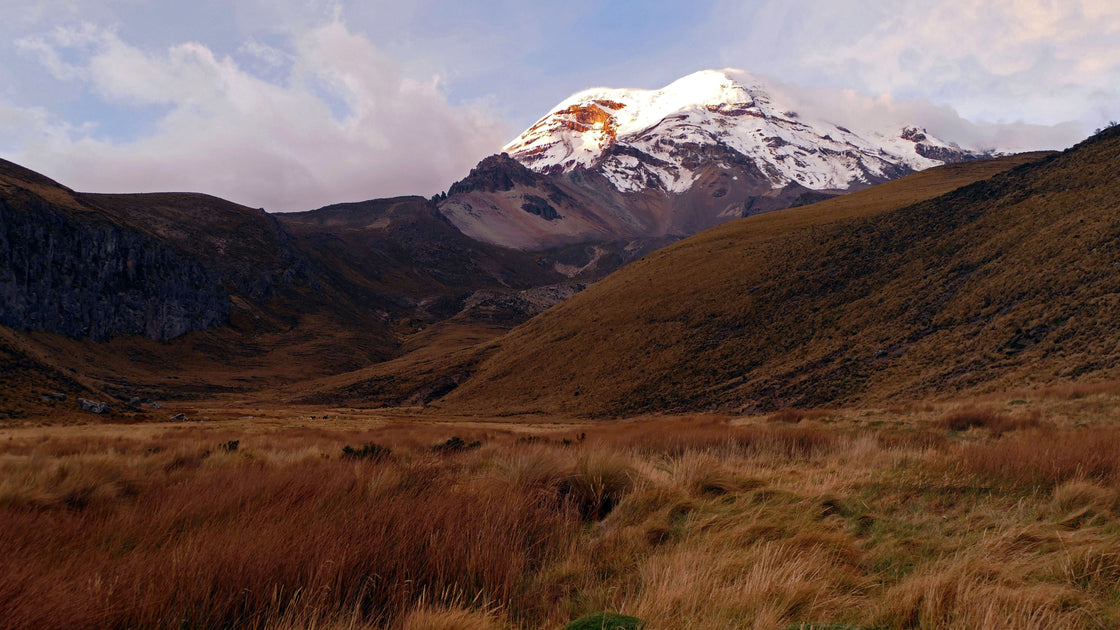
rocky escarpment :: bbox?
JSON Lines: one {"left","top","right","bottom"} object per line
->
{"left": 0, "top": 194, "right": 230, "bottom": 341}
{"left": 447, "top": 153, "right": 541, "bottom": 195}
{"left": 84, "top": 192, "right": 314, "bottom": 303}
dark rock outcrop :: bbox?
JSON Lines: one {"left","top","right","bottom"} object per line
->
{"left": 78, "top": 398, "right": 108, "bottom": 413}
{"left": 902, "top": 126, "right": 981, "bottom": 164}
{"left": 0, "top": 196, "right": 230, "bottom": 341}
{"left": 521, "top": 195, "right": 561, "bottom": 220}
{"left": 916, "top": 143, "right": 975, "bottom": 163}
{"left": 447, "top": 153, "right": 539, "bottom": 195}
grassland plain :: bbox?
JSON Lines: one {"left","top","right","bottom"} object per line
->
{"left": 3, "top": 385, "right": 1120, "bottom": 629}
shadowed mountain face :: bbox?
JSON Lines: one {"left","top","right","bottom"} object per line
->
{"left": 0, "top": 164, "right": 234, "bottom": 342}
{"left": 276, "top": 196, "right": 561, "bottom": 313}
{"left": 0, "top": 158, "right": 662, "bottom": 416}
{"left": 427, "top": 127, "right": 1120, "bottom": 415}
{"left": 437, "top": 152, "right": 839, "bottom": 252}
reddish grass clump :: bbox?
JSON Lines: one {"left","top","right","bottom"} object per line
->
{"left": 955, "top": 426, "right": 1120, "bottom": 488}
{"left": 0, "top": 458, "right": 578, "bottom": 630}
{"left": 936, "top": 408, "right": 1041, "bottom": 436}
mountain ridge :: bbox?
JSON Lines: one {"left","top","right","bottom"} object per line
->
{"left": 504, "top": 69, "right": 980, "bottom": 192}
{"left": 438, "top": 69, "right": 984, "bottom": 251}
{"left": 430, "top": 137, "right": 1100, "bottom": 415}
{"left": 298, "top": 151, "right": 1047, "bottom": 410}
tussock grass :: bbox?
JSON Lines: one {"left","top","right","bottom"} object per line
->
{"left": 400, "top": 605, "right": 505, "bottom": 630}
{"left": 3, "top": 409, "right": 1120, "bottom": 629}
{"left": 0, "top": 452, "right": 576, "bottom": 629}
{"left": 936, "top": 407, "right": 1043, "bottom": 435}
{"left": 955, "top": 426, "right": 1120, "bottom": 488}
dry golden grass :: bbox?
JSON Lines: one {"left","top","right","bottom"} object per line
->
{"left": 3, "top": 392, "right": 1120, "bottom": 629}
{"left": 955, "top": 425, "right": 1120, "bottom": 488}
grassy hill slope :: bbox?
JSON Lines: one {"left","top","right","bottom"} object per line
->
{"left": 433, "top": 141, "right": 1111, "bottom": 415}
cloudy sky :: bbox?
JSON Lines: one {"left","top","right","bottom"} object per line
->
{"left": 0, "top": 0, "right": 1116, "bottom": 211}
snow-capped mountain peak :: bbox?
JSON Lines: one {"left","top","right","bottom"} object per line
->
{"left": 504, "top": 69, "right": 978, "bottom": 195}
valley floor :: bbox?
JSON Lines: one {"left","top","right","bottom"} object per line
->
{"left": 4, "top": 387, "right": 1120, "bottom": 629}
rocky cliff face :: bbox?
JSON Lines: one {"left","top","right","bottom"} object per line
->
{"left": 84, "top": 192, "right": 314, "bottom": 304}
{"left": 0, "top": 194, "right": 230, "bottom": 341}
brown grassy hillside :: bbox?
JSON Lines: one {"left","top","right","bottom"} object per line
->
{"left": 301, "top": 152, "right": 1044, "bottom": 410}
{"left": 432, "top": 139, "right": 1116, "bottom": 416}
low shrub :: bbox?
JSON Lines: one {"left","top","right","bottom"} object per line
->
{"left": 340, "top": 442, "right": 390, "bottom": 461}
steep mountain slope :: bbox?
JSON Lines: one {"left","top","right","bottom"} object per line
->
{"left": 282, "top": 197, "right": 535, "bottom": 317}
{"left": 0, "top": 161, "right": 234, "bottom": 341}
{"left": 0, "top": 160, "right": 417, "bottom": 408}
{"left": 307, "top": 151, "right": 1041, "bottom": 408}
{"left": 437, "top": 153, "right": 684, "bottom": 253}
{"left": 439, "top": 70, "right": 981, "bottom": 251}
{"left": 0, "top": 158, "right": 650, "bottom": 414}
{"left": 0, "top": 328, "right": 106, "bottom": 422}
{"left": 430, "top": 141, "right": 1094, "bottom": 415}
{"left": 84, "top": 192, "right": 311, "bottom": 303}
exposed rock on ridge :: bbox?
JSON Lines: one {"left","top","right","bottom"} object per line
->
{"left": 0, "top": 194, "right": 229, "bottom": 341}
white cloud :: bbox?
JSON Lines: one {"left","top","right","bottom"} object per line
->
{"left": 814, "top": 0, "right": 1120, "bottom": 124}
{"left": 3, "top": 17, "right": 512, "bottom": 210}
{"left": 712, "top": 0, "right": 1120, "bottom": 132}
{"left": 749, "top": 75, "right": 1086, "bottom": 153}
{"left": 238, "top": 39, "right": 289, "bottom": 68}
{"left": 15, "top": 24, "right": 103, "bottom": 81}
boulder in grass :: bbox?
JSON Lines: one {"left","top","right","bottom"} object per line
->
{"left": 562, "top": 613, "right": 645, "bottom": 630}
{"left": 77, "top": 398, "right": 108, "bottom": 414}
{"left": 170, "top": 413, "right": 188, "bottom": 421}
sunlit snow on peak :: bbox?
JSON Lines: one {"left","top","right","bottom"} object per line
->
{"left": 503, "top": 69, "right": 977, "bottom": 195}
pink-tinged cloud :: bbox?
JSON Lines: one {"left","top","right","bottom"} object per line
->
{"left": 7, "top": 19, "right": 513, "bottom": 211}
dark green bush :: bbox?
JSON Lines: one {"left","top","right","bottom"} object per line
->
{"left": 340, "top": 442, "right": 390, "bottom": 461}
